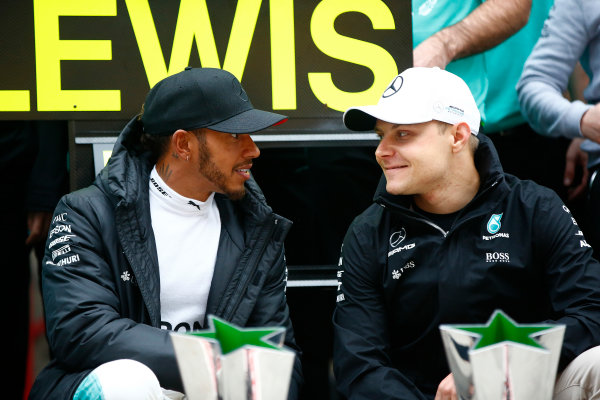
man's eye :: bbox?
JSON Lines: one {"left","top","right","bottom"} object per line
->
{"left": 398, "top": 131, "right": 408, "bottom": 137}
{"left": 232, "top": 133, "right": 239, "bottom": 139}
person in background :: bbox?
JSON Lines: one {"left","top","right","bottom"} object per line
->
{"left": 412, "top": 0, "right": 532, "bottom": 121}
{"left": 482, "top": 0, "right": 576, "bottom": 199}
{"left": 413, "top": 0, "right": 587, "bottom": 210}
{"left": 517, "top": 0, "right": 600, "bottom": 259}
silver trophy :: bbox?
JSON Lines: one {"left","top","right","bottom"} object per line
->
{"left": 171, "top": 333, "right": 220, "bottom": 400}
{"left": 170, "top": 315, "right": 295, "bottom": 400}
{"left": 439, "top": 310, "right": 565, "bottom": 400}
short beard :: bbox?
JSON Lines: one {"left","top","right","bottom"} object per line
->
{"left": 197, "top": 139, "right": 246, "bottom": 200}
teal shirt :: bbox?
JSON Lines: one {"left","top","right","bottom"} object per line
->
{"left": 412, "top": 0, "right": 488, "bottom": 123}
{"left": 412, "top": 0, "right": 554, "bottom": 133}
{"left": 482, "top": 0, "right": 554, "bottom": 133}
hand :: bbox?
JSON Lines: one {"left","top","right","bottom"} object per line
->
{"left": 580, "top": 104, "right": 600, "bottom": 144}
{"left": 413, "top": 34, "right": 453, "bottom": 69}
{"left": 435, "top": 373, "right": 458, "bottom": 400}
{"left": 26, "top": 211, "right": 53, "bottom": 246}
{"left": 564, "top": 138, "right": 589, "bottom": 201}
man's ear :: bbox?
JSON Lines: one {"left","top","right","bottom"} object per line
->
{"left": 171, "top": 129, "right": 193, "bottom": 160}
{"left": 451, "top": 122, "right": 471, "bottom": 153}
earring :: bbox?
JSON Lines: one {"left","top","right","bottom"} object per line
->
{"left": 186, "top": 155, "right": 189, "bottom": 162}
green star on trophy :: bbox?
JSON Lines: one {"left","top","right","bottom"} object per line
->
{"left": 439, "top": 309, "right": 565, "bottom": 400}
{"left": 170, "top": 315, "right": 295, "bottom": 400}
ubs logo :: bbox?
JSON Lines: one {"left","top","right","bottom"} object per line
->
{"left": 382, "top": 75, "right": 403, "bottom": 98}
{"left": 390, "top": 228, "right": 407, "bottom": 247}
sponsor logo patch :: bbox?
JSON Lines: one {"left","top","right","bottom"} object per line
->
{"left": 482, "top": 232, "right": 510, "bottom": 241}
{"left": 388, "top": 243, "right": 416, "bottom": 257}
{"left": 336, "top": 270, "right": 345, "bottom": 302}
{"left": 51, "top": 244, "right": 71, "bottom": 260}
{"left": 48, "top": 234, "right": 75, "bottom": 248}
{"left": 57, "top": 254, "right": 80, "bottom": 266}
{"left": 446, "top": 105, "right": 464, "bottom": 117}
{"left": 392, "top": 260, "right": 415, "bottom": 280}
{"left": 150, "top": 177, "right": 172, "bottom": 198}
{"left": 187, "top": 201, "right": 202, "bottom": 211}
{"left": 382, "top": 75, "right": 403, "bottom": 98}
{"left": 487, "top": 213, "right": 503, "bottom": 234}
{"left": 485, "top": 252, "right": 510, "bottom": 263}
{"left": 390, "top": 228, "right": 407, "bottom": 247}
{"left": 49, "top": 224, "right": 72, "bottom": 238}
{"left": 52, "top": 213, "right": 67, "bottom": 224}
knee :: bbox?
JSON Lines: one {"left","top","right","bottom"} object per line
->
{"left": 555, "top": 346, "right": 600, "bottom": 398}
{"left": 75, "top": 359, "right": 163, "bottom": 400}
{"left": 567, "top": 346, "right": 600, "bottom": 377}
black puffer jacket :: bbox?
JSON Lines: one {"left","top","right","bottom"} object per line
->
{"left": 30, "top": 117, "right": 303, "bottom": 399}
{"left": 333, "top": 135, "right": 600, "bottom": 399}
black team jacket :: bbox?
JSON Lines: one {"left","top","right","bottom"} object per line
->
{"left": 30, "top": 117, "right": 303, "bottom": 399}
{"left": 333, "top": 135, "right": 600, "bottom": 399}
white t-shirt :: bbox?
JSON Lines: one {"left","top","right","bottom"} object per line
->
{"left": 148, "top": 167, "right": 221, "bottom": 332}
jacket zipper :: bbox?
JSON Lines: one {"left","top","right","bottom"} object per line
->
{"left": 413, "top": 216, "right": 447, "bottom": 237}
{"left": 223, "top": 217, "right": 278, "bottom": 320}
{"left": 447, "top": 177, "right": 502, "bottom": 234}
{"left": 378, "top": 177, "right": 501, "bottom": 238}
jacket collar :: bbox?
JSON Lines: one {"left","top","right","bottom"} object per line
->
{"left": 96, "top": 116, "right": 153, "bottom": 207}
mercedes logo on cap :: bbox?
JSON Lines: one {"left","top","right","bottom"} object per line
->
{"left": 382, "top": 75, "right": 404, "bottom": 98}
{"left": 390, "top": 228, "right": 407, "bottom": 247}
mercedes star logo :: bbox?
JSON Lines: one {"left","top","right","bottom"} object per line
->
{"left": 390, "top": 228, "right": 407, "bottom": 247}
{"left": 382, "top": 75, "right": 404, "bottom": 98}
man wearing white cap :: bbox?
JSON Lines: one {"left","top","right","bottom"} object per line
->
{"left": 333, "top": 67, "right": 600, "bottom": 399}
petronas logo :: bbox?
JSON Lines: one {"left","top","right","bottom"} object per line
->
{"left": 487, "top": 213, "right": 503, "bottom": 234}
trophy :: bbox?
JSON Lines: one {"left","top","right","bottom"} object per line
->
{"left": 439, "top": 310, "right": 565, "bottom": 400}
{"left": 170, "top": 315, "right": 296, "bottom": 400}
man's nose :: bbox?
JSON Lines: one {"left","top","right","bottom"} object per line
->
{"left": 242, "top": 134, "right": 260, "bottom": 159}
{"left": 375, "top": 136, "right": 392, "bottom": 159}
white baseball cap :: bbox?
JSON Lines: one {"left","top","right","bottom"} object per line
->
{"left": 343, "top": 67, "right": 480, "bottom": 135}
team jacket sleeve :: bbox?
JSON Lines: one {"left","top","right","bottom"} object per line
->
{"left": 332, "top": 218, "right": 428, "bottom": 400}
{"left": 42, "top": 192, "right": 183, "bottom": 391}
{"left": 534, "top": 189, "right": 600, "bottom": 370}
{"left": 516, "top": 0, "right": 592, "bottom": 139}
{"left": 246, "top": 247, "right": 304, "bottom": 400}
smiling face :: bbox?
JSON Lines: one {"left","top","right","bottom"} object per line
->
{"left": 374, "top": 120, "right": 454, "bottom": 196}
{"left": 193, "top": 128, "right": 260, "bottom": 200}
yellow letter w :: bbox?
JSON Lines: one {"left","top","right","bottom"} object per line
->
{"left": 125, "top": 0, "right": 262, "bottom": 87}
